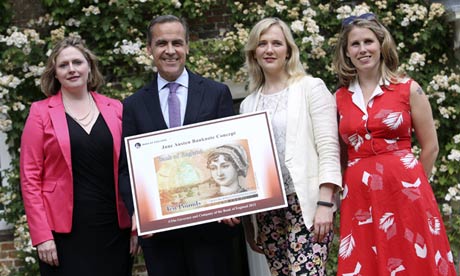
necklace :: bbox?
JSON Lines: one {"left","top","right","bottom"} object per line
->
{"left": 63, "top": 94, "right": 95, "bottom": 127}
{"left": 74, "top": 106, "right": 95, "bottom": 127}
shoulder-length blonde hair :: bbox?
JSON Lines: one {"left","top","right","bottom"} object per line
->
{"left": 40, "top": 36, "right": 104, "bottom": 96}
{"left": 244, "top": 17, "right": 306, "bottom": 93}
{"left": 333, "top": 16, "right": 400, "bottom": 87}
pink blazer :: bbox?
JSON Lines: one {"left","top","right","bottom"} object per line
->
{"left": 20, "top": 91, "right": 131, "bottom": 246}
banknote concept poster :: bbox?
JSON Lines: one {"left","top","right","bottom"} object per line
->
{"left": 125, "top": 111, "right": 286, "bottom": 235}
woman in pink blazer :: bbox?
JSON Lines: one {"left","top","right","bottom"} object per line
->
{"left": 20, "top": 37, "right": 136, "bottom": 275}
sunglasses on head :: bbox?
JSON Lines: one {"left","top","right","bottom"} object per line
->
{"left": 342, "top": 13, "right": 377, "bottom": 26}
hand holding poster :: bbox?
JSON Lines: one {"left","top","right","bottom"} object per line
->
{"left": 125, "top": 111, "right": 286, "bottom": 235}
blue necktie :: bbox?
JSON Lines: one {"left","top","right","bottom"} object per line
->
{"left": 167, "top": 82, "right": 181, "bottom": 128}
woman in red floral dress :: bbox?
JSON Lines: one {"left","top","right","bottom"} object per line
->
{"left": 333, "top": 13, "right": 457, "bottom": 275}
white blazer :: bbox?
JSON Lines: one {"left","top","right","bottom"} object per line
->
{"left": 240, "top": 76, "right": 342, "bottom": 228}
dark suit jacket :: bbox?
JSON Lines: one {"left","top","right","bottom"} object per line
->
{"left": 119, "top": 69, "right": 235, "bottom": 240}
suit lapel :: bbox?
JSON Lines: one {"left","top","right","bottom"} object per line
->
{"left": 142, "top": 77, "right": 168, "bottom": 130}
{"left": 184, "top": 71, "right": 203, "bottom": 125}
{"left": 48, "top": 93, "right": 73, "bottom": 172}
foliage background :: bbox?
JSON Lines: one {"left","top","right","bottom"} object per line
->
{"left": 0, "top": 0, "right": 459, "bottom": 274}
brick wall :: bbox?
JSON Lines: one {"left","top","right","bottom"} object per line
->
{"left": 188, "top": 0, "right": 262, "bottom": 40}
{"left": 189, "top": 2, "right": 233, "bottom": 40}
{"left": 9, "top": 0, "right": 45, "bottom": 28}
{"left": 0, "top": 230, "right": 21, "bottom": 275}
{"left": 8, "top": 0, "right": 234, "bottom": 40}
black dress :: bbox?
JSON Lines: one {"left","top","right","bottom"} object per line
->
{"left": 39, "top": 114, "right": 131, "bottom": 276}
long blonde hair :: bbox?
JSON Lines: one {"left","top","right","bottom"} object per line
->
{"left": 333, "top": 16, "right": 400, "bottom": 87}
{"left": 40, "top": 36, "right": 104, "bottom": 96}
{"left": 244, "top": 18, "right": 306, "bottom": 93}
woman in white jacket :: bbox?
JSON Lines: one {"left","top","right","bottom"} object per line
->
{"left": 240, "top": 17, "right": 342, "bottom": 276}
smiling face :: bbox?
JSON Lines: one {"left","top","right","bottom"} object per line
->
{"left": 209, "top": 154, "right": 239, "bottom": 189}
{"left": 254, "top": 24, "right": 289, "bottom": 76}
{"left": 346, "top": 26, "right": 381, "bottom": 76}
{"left": 147, "top": 21, "right": 189, "bottom": 81}
{"left": 55, "top": 46, "right": 90, "bottom": 93}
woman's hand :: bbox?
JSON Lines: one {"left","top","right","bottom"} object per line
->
{"left": 313, "top": 205, "right": 334, "bottom": 242}
{"left": 314, "top": 183, "right": 336, "bottom": 242}
{"left": 37, "top": 240, "right": 59, "bottom": 266}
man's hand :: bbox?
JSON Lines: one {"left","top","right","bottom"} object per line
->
{"left": 242, "top": 216, "right": 264, "bottom": 254}
{"left": 219, "top": 217, "right": 241, "bottom": 227}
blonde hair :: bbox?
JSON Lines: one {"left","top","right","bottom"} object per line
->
{"left": 40, "top": 36, "right": 104, "bottom": 96}
{"left": 244, "top": 17, "right": 306, "bottom": 93}
{"left": 333, "top": 17, "right": 400, "bottom": 87}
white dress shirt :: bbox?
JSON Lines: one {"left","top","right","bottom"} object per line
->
{"left": 157, "top": 70, "right": 189, "bottom": 127}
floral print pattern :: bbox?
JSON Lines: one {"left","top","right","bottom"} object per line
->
{"left": 256, "top": 193, "right": 333, "bottom": 276}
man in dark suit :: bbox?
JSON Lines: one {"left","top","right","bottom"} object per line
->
{"left": 119, "top": 15, "right": 244, "bottom": 276}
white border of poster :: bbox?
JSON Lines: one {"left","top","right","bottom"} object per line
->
{"left": 125, "top": 111, "right": 286, "bottom": 235}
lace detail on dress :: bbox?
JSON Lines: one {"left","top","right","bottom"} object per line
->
{"left": 256, "top": 88, "right": 295, "bottom": 194}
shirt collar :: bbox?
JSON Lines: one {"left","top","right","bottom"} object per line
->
{"left": 348, "top": 77, "right": 390, "bottom": 94}
{"left": 347, "top": 77, "right": 390, "bottom": 114}
{"left": 348, "top": 79, "right": 361, "bottom": 94}
{"left": 157, "top": 69, "right": 189, "bottom": 91}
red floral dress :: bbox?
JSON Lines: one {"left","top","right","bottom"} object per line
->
{"left": 335, "top": 79, "right": 457, "bottom": 275}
